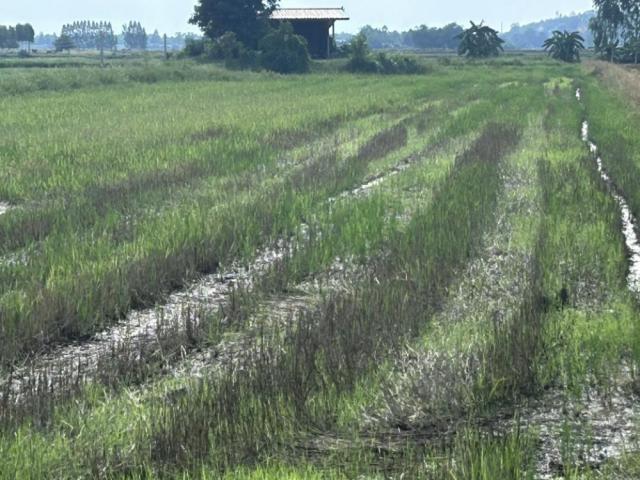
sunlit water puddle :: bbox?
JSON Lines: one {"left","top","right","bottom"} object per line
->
{"left": 578, "top": 89, "right": 640, "bottom": 292}
{"left": 0, "top": 202, "right": 11, "bottom": 216}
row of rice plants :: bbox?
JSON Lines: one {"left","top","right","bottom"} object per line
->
{"left": 0, "top": 82, "right": 497, "bottom": 427}
{"left": 0, "top": 97, "right": 528, "bottom": 477}
{"left": 0, "top": 72, "right": 531, "bottom": 363}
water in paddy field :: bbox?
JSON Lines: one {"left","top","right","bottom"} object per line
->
{"left": 577, "top": 89, "right": 640, "bottom": 294}
{"left": 1, "top": 150, "right": 408, "bottom": 402}
{"left": 0, "top": 242, "right": 289, "bottom": 401}
{"left": 506, "top": 90, "right": 640, "bottom": 479}
{"left": 518, "top": 88, "right": 640, "bottom": 477}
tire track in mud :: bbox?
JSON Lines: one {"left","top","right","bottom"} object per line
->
{"left": 1, "top": 243, "right": 288, "bottom": 402}
{"left": 144, "top": 129, "right": 478, "bottom": 391}
{"left": 164, "top": 130, "right": 482, "bottom": 387}
{"left": 167, "top": 260, "right": 365, "bottom": 382}
{"left": 506, "top": 385, "right": 640, "bottom": 479}
{"left": 496, "top": 89, "right": 640, "bottom": 479}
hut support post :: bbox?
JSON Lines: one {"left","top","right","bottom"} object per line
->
{"left": 331, "top": 21, "right": 335, "bottom": 57}
{"left": 326, "top": 21, "right": 331, "bottom": 58}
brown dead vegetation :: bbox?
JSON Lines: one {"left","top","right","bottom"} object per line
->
{"left": 586, "top": 60, "right": 640, "bottom": 107}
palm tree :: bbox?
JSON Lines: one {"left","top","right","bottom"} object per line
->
{"left": 456, "top": 21, "right": 504, "bottom": 58}
{"left": 543, "top": 31, "right": 585, "bottom": 63}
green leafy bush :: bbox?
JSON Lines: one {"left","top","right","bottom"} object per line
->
{"left": 259, "top": 23, "right": 310, "bottom": 74}
{"left": 183, "top": 38, "right": 206, "bottom": 57}
{"left": 345, "top": 33, "right": 378, "bottom": 72}
{"left": 375, "top": 52, "right": 425, "bottom": 74}
{"left": 345, "top": 34, "right": 426, "bottom": 74}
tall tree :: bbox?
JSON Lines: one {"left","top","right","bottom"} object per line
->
{"left": 122, "top": 21, "right": 148, "bottom": 50}
{"left": 190, "top": 0, "right": 278, "bottom": 48}
{"left": 621, "top": 0, "right": 640, "bottom": 63}
{"left": 543, "top": 30, "right": 585, "bottom": 62}
{"left": 457, "top": 21, "right": 504, "bottom": 58}
{"left": 0, "top": 26, "right": 19, "bottom": 49}
{"left": 16, "top": 23, "right": 35, "bottom": 52}
{"left": 54, "top": 33, "right": 75, "bottom": 52}
{"left": 591, "top": 0, "right": 625, "bottom": 61}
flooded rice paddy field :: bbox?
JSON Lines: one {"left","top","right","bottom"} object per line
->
{"left": 2, "top": 60, "right": 640, "bottom": 478}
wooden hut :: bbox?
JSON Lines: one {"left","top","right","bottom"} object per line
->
{"left": 270, "top": 7, "right": 349, "bottom": 59}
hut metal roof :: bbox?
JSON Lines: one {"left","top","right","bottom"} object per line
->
{"left": 270, "top": 8, "right": 349, "bottom": 21}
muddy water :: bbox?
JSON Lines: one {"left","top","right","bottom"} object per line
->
{"left": 343, "top": 163, "right": 410, "bottom": 198}
{"left": 329, "top": 156, "right": 414, "bottom": 202}
{"left": 578, "top": 93, "right": 640, "bottom": 294}
{"left": 513, "top": 89, "right": 640, "bottom": 478}
{"left": 1, "top": 242, "right": 289, "bottom": 399}
{"left": 509, "top": 380, "right": 640, "bottom": 479}
{"left": 2, "top": 146, "right": 415, "bottom": 401}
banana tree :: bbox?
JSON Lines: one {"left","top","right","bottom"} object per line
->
{"left": 543, "top": 30, "right": 585, "bottom": 63}
{"left": 456, "top": 21, "right": 504, "bottom": 58}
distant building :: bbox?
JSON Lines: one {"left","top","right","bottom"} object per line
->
{"left": 270, "top": 7, "right": 349, "bottom": 59}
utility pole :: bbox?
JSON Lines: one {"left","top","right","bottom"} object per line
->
{"left": 100, "top": 31, "right": 105, "bottom": 67}
{"left": 164, "top": 33, "right": 168, "bottom": 59}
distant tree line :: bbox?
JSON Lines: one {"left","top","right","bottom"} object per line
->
{"left": 121, "top": 21, "right": 148, "bottom": 50}
{"left": 33, "top": 30, "right": 196, "bottom": 52}
{"left": 357, "top": 24, "right": 464, "bottom": 50}
{"left": 61, "top": 21, "right": 117, "bottom": 50}
{"left": 60, "top": 20, "right": 148, "bottom": 51}
{"left": 503, "top": 12, "right": 594, "bottom": 50}
{"left": 590, "top": 0, "right": 640, "bottom": 63}
{"left": 0, "top": 24, "right": 35, "bottom": 50}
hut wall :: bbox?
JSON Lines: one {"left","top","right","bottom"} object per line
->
{"left": 289, "top": 20, "right": 331, "bottom": 58}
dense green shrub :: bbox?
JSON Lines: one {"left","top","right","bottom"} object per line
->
{"left": 375, "top": 52, "right": 425, "bottom": 74}
{"left": 181, "top": 33, "right": 257, "bottom": 69}
{"left": 259, "top": 23, "right": 310, "bottom": 74}
{"left": 345, "top": 33, "right": 378, "bottom": 72}
{"left": 345, "top": 34, "right": 426, "bottom": 74}
{"left": 183, "top": 38, "right": 206, "bottom": 57}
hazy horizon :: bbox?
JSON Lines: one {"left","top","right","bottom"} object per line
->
{"left": 1, "top": 0, "right": 593, "bottom": 36}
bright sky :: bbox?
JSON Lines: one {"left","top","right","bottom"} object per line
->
{"left": 1, "top": 0, "right": 593, "bottom": 35}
